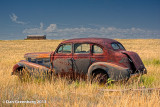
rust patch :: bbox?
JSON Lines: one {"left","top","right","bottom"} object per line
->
{"left": 24, "top": 52, "right": 52, "bottom": 58}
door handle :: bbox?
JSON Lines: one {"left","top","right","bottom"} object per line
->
{"left": 71, "top": 58, "right": 75, "bottom": 61}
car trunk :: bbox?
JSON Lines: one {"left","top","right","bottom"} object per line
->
{"left": 121, "top": 51, "right": 147, "bottom": 74}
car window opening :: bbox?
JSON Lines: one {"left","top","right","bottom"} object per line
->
{"left": 57, "top": 44, "right": 72, "bottom": 53}
{"left": 93, "top": 45, "right": 103, "bottom": 53}
{"left": 74, "top": 43, "right": 90, "bottom": 53}
{"left": 111, "top": 43, "right": 125, "bottom": 50}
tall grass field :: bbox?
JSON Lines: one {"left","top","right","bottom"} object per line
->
{"left": 0, "top": 39, "right": 160, "bottom": 106}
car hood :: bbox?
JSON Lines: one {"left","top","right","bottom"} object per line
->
{"left": 24, "top": 52, "right": 52, "bottom": 59}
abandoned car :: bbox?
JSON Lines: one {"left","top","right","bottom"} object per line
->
{"left": 12, "top": 38, "right": 147, "bottom": 83}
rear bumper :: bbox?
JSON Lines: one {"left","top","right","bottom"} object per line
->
{"left": 136, "top": 66, "right": 147, "bottom": 74}
{"left": 142, "top": 67, "right": 147, "bottom": 74}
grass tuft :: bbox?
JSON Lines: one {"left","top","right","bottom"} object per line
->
{"left": 143, "top": 59, "right": 160, "bottom": 66}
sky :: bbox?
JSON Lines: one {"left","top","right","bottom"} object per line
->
{"left": 0, "top": 0, "right": 160, "bottom": 40}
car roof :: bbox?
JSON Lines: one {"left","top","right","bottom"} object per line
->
{"left": 61, "top": 38, "right": 118, "bottom": 46}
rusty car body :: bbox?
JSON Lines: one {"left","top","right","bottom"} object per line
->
{"left": 12, "top": 38, "right": 147, "bottom": 83}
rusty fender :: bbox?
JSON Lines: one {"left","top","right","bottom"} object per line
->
{"left": 88, "top": 62, "right": 130, "bottom": 81}
{"left": 12, "top": 60, "right": 51, "bottom": 76}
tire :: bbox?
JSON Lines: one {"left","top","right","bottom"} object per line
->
{"left": 92, "top": 70, "right": 108, "bottom": 84}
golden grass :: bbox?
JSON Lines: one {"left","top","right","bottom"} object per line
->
{"left": 0, "top": 39, "right": 160, "bottom": 107}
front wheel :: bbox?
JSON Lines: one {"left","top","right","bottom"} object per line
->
{"left": 15, "top": 68, "right": 31, "bottom": 81}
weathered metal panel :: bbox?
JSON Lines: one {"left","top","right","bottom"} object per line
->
{"left": 72, "top": 55, "right": 91, "bottom": 74}
{"left": 52, "top": 52, "right": 73, "bottom": 76}
{"left": 62, "top": 38, "right": 117, "bottom": 49}
{"left": 88, "top": 62, "right": 130, "bottom": 81}
{"left": 24, "top": 52, "right": 51, "bottom": 59}
{"left": 12, "top": 60, "right": 50, "bottom": 76}
{"left": 121, "top": 51, "right": 146, "bottom": 73}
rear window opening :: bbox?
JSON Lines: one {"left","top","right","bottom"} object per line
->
{"left": 92, "top": 45, "right": 103, "bottom": 53}
{"left": 111, "top": 43, "right": 125, "bottom": 50}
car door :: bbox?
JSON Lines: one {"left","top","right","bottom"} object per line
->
{"left": 90, "top": 44, "right": 106, "bottom": 63}
{"left": 72, "top": 43, "right": 91, "bottom": 75}
{"left": 53, "top": 43, "right": 73, "bottom": 76}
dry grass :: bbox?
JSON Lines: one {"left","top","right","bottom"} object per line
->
{"left": 0, "top": 39, "right": 160, "bottom": 107}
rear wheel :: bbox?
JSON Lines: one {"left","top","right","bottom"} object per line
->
{"left": 91, "top": 69, "right": 108, "bottom": 84}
